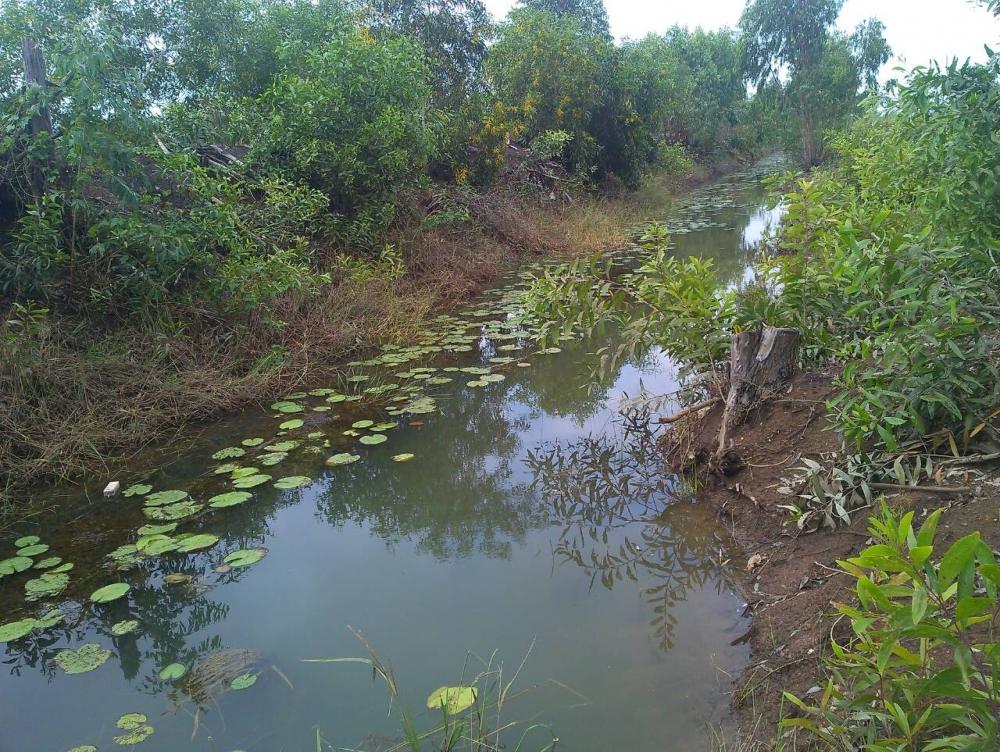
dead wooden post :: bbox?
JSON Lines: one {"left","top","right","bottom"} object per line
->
{"left": 717, "top": 325, "right": 800, "bottom": 456}
{"left": 21, "top": 39, "right": 51, "bottom": 196}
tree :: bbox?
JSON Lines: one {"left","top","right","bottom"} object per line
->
{"left": 517, "top": 0, "right": 610, "bottom": 39}
{"left": 739, "top": 0, "right": 889, "bottom": 165}
{"left": 362, "top": 0, "right": 493, "bottom": 107}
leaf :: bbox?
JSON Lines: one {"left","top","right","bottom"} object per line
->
{"left": 116, "top": 713, "right": 147, "bottom": 730}
{"left": 939, "top": 533, "right": 980, "bottom": 588}
{"left": 158, "top": 662, "right": 187, "bottom": 681}
{"left": 212, "top": 446, "right": 246, "bottom": 460}
{"left": 113, "top": 725, "right": 154, "bottom": 745}
{"left": 223, "top": 548, "right": 268, "bottom": 568}
{"left": 0, "top": 556, "right": 33, "bottom": 575}
{"left": 25, "top": 572, "right": 69, "bottom": 601}
{"left": 391, "top": 453, "right": 415, "bottom": 462}
{"left": 911, "top": 585, "right": 928, "bottom": 624}
{"left": 144, "top": 489, "right": 188, "bottom": 507}
{"left": 174, "top": 534, "right": 219, "bottom": 553}
{"left": 232, "top": 474, "right": 272, "bottom": 489}
{"left": 0, "top": 618, "right": 37, "bottom": 643}
{"left": 271, "top": 401, "right": 304, "bottom": 414}
{"left": 351, "top": 419, "right": 375, "bottom": 429}
{"left": 137, "top": 522, "right": 177, "bottom": 536}
{"left": 111, "top": 619, "right": 139, "bottom": 636}
{"left": 274, "top": 475, "right": 311, "bottom": 489}
{"left": 279, "top": 419, "right": 304, "bottom": 430}
{"left": 17, "top": 543, "right": 49, "bottom": 557}
{"left": 326, "top": 453, "right": 360, "bottom": 466}
{"left": 230, "top": 673, "right": 257, "bottom": 690}
{"left": 426, "top": 686, "right": 477, "bottom": 714}
{"left": 90, "top": 583, "right": 131, "bottom": 603}
{"left": 144, "top": 501, "right": 203, "bottom": 521}
{"left": 208, "top": 491, "right": 253, "bottom": 508}
{"left": 242, "top": 437, "right": 265, "bottom": 447}
{"left": 359, "top": 434, "right": 387, "bottom": 446}
{"left": 13, "top": 535, "right": 40, "bottom": 547}
{"left": 54, "top": 644, "right": 112, "bottom": 674}
{"left": 122, "top": 484, "right": 152, "bottom": 497}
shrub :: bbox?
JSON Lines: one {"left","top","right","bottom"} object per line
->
{"left": 783, "top": 504, "right": 1000, "bottom": 750}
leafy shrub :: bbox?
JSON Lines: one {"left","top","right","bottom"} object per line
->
{"left": 783, "top": 504, "right": 1000, "bottom": 750}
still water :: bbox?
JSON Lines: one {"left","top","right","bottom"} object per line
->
{"left": 0, "top": 161, "right": 782, "bottom": 752}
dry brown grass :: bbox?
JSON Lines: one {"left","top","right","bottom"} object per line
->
{"left": 0, "top": 169, "right": 711, "bottom": 515}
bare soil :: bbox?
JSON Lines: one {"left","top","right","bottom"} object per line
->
{"left": 664, "top": 369, "right": 1000, "bottom": 749}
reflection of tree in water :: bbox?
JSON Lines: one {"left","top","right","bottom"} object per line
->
{"left": 314, "top": 375, "right": 545, "bottom": 560}
{"left": 526, "top": 410, "right": 737, "bottom": 652}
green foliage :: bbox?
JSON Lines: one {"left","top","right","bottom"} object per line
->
{"left": 783, "top": 504, "right": 999, "bottom": 750}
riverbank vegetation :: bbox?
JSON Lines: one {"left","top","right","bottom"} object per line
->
{"left": 0, "top": 0, "right": 786, "bottom": 503}
{"left": 529, "top": 1, "right": 1000, "bottom": 748}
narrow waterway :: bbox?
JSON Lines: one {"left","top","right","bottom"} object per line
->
{"left": 0, "top": 159, "right": 783, "bottom": 752}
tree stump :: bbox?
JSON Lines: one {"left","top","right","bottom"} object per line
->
{"left": 716, "top": 326, "right": 800, "bottom": 456}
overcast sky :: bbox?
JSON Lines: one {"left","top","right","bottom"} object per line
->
{"left": 483, "top": 1, "right": 1000, "bottom": 75}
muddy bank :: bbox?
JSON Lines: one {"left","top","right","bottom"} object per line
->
{"left": 667, "top": 369, "right": 1000, "bottom": 749}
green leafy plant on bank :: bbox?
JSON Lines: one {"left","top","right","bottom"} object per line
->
{"left": 781, "top": 504, "right": 1000, "bottom": 750}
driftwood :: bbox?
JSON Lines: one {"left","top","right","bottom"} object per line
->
{"left": 657, "top": 397, "right": 721, "bottom": 424}
{"left": 717, "top": 326, "right": 800, "bottom": 456}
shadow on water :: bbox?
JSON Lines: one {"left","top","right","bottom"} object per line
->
{"left": 0, "top": 158, "right": 784, "bottom": 752}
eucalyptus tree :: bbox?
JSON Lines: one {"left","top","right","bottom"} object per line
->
{"left": 739, "top": 0, "right": 889, "bottom": 165}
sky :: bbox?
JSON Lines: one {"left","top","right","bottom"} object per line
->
{"left": 483, "top": 1, "right": 1000, "bottom": 75}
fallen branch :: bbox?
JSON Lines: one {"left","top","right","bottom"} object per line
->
{"left": 870, "top": 482, "right": 969, "bottom": 495}
{"left": 940, "top": 452, "right": 1000, "bottom": 467}
{"left": 657, "top": 397, "right": 721, "bottom": 424}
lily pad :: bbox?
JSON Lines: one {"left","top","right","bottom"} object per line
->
{"left": 13, "top": 535, "right": 40, "bottom": 547}
{"left": 223, "top": 548, "right": 268, "bottom": 568}
{"left": 144, "top": 489, "right": 188, "bottom": 507}
{"left": 25, "top": 572, "right": 69, "bottom": 601}
{"left": 111, "top": 619, "right": 139, "bottom": 636}
{"left": 159, "top": 662, "right": 187, "bottom": 681}
{"left": 113, "top": 725, "right": 154, "bottom": 745}
{"left": 35, "top": 608, "right": 65, "bottom": 628}
{"left": 326, "top": 453, "right": 361, "bottom": 466}
{"left": 137, "top": 522, "right": 177, "bottom": 536}
{"left": 359, "top": 434, "right": 387, "bottom": 446}
{"left": 258, "top": 452, "right": 288, "bottom": 466}
{"left": 164, "top": 573, "right": 192, "bottom": 585}
{"left": 91, "top": 582, "right": 131, "bottom": 603}
{"left": 34, "top": 556, "right": 62, "bottom": 569}
{"left": 466, "top": 380, "right": 488, "bottom": 388}
{"left": 241, "top": 437, "right": 265, "bottom": 447}
{"left": 136, "top": 535, "right": 178, "bottom": 556}
{"left": 351, "top": 419, "right": 374, "bottom": 429}
{"left": 144, "top": 501, "right": 203, "bottom": 521}
{"left": 279, "top": 419, "right": 304, "bottom": 430}
{"left": 270, "top": 401, "right": 304, "bottom": 414}
{"left": 426, "top": 686, "right": 477, "bottom": 714}
{"left": 175, "top": 534, "right": 219, "bottom": 553}
{"left": 116, "top": 713, "right": 147, "bottom": 730}
{"left": 0, "top": 556, "right": 33, "bottom": 575}
{"left": 232, "top": 474, "right": 272, "bottom": 489}
{"left": 274, "top": 476, "right": 311, "bottom": 489}
{"left": 230, "top": 466, "right": 261, "bottom": 479}
{"left": 264, "top": 440, "right": 299, "bottom": 453}
{"left": 391, "top": 453, "right": 415, "bottom": 463}
{"left": 208, "top": 491, "right": 253, "bottom": 508}
{"left": 122, "top": 483, "right": 152, "bottom": 497}
{"left": 0, "top": 618, "right": 37, "bottom": 643}
{"left": 54, "top": 644, "right": 112, "bottom": 675}
{"left": 211, "top": 446, "right": 245, "bottom": 460}
{"left": 230, "top": 673, "right": 257, "bottom": 690}
{"left": 213, "top": 462, "right": 242, "bottom": 475}
{"left": 17, "top": 543, "right": 49, "bottom": 557}
{"left": 49, "top": 562, "right": 74, "bottom": 574}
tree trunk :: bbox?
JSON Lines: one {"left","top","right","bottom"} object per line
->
{"left": 716, "top": 326, "right": 800, "bottom": 456}
{"left": 21, "top": 39, "right": 50, "bottom": 197}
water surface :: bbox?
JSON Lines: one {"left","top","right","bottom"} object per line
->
{"left": 0, "top": 160, "right": 782, "bottom": 752}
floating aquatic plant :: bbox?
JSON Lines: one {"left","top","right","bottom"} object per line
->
{"left": 223, "top": 548, "right": 267, "bottom": 568}
{"left": 232, "top": 474, "right": 271, "bottom": 489}
{"left": 359, "top": 434, "right": 387, "bottom": 446}
{"left": 264, "top": 440, "right": 299, "bottom": 453}
{"left": 17, "top": 543, "right": 49, "bottom": 557}
{"left": 159, "top": 662, "right": 187, "bottom": 681}
{"left": 0, "top": 619, "right": 37, "bottom": 643}
{"left": 211, "top": 446, "right": 246, "bottom": 460}
{"left": 122, "top": 484, "right": 152, "bottom": 497}
{"left": 164, "top": 573, "right": 192, "bottom": 585}
{"left": 33, "top": 556, "right": 62, "bottom": 569}
{"left": 54, "top": 644, "right": 112, "bottom": 675}
{"left": 137, "top": 523, "right": 177, "bottom": 536}
{"left": 270, "top": 401, "right": 304, "bottom": 413}
{"left": 242, "top": 437, "right": 265, "bottom": 447}
{"left": 175, "top": 534, "right": 219, "bottom": 553}
{"left": 279, "top": 419, "right": 304, "bottom": 430}
{"left": 0, "top": 556, "right": 33, "bottom": 575}
{"left": 426, "top": 685, "right": 477, "bottom": 714}
{"left": 274, "top": 476, "right": 311, "bottom": 489}
{"left": 25, "top": 572, "right": 69, "bottom": 601}
{"left": 90, "top": 582, "right": 130, "bottom": 603}
{"left": 392, "top": 453, "right": 415, "bottom": 462}
{"left": 144, "top": 489, "right": 188, "bottom": 507}
{"left": 208, "top": 491, "right": 252, "bottom": 508}
{"left": 258, "top": 452, "right": 288, "bottom": 466}
{"left": 230, "top": 673, "right": 257, "bottom": 690}
{"left": 230, "top": 466, "right": 261, "bottom": 479}
{"left": 113, "top": 713, "right": 154, "bottom": 746}
{"left": 14, "top": 535, "right": 39, "bottom": 547}
{"left": 144, "top": 501, "right": 203, "bottom": 521}
{"left": 326, "top": 453, "right": 360, "bottom": 466}
{"left": 111, "top": 619, "right": 139, "bottom": 636}
{"left": 351, "top": 419, "right": 374, "bottom": 429}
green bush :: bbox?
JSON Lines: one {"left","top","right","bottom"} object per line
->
{"left": 783, "top": 504, "right": 999, "bottom": 750}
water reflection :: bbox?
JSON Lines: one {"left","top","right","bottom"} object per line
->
{"left": 528, "top": 410, "right": 738, "bottom": 652}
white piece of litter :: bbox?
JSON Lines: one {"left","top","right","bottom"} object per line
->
{"left": 103, "top": 481, "right": 121, "bottom": 497}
